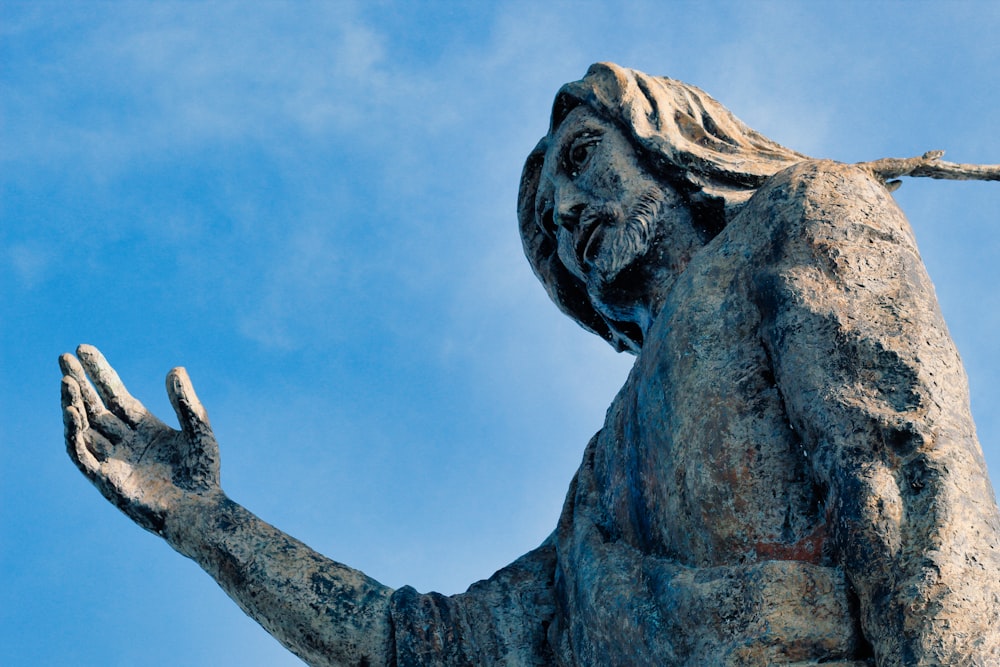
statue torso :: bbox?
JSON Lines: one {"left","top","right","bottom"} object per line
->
{"left": 548, "top": 163, "right": 877, "bottom": 665}
{"left": 594, "top": 234, "right": 827, "bottom": 567}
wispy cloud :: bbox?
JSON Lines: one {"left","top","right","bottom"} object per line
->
{"left": 2, "top": 2, "right": 429, "bottom": 171}
{"left": 5, "top": 242, "right": 54, "bottom": 289}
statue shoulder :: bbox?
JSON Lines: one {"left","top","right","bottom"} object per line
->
{"left": 753, "top": 159, "right": 903, "bottom": 221}
{"left": 729, "top": 159, "right": 918, "bottom": 265}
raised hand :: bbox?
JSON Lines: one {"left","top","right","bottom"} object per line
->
{"left": 60, "top": 344, "right": 221, "bottom": 535}
{"left": 60, "top": 345, "right": 396, "bottom": 666}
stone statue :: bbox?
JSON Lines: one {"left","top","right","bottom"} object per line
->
{"left": 60, "top": 63, "right": 1000, "bottom": 666}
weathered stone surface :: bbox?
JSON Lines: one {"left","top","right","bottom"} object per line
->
{"left": 60, "top": 63, "right": 1000, "bottom": 665}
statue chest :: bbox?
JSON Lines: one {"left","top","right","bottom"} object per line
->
{"left": 592, "top": 276, "right": 828, "bottom": 567}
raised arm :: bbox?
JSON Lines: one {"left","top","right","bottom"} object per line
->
{"left": 60, "top": 345, "right": 393, "bottom": 667}
{"left": 750, "top": 162, "right": 1000, "bottom": 665}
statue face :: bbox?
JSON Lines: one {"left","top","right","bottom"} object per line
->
{"left": 538, "top": 106, "right": 702, "bottom": 326}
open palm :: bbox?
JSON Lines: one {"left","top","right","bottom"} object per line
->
{"left": 60, "top": 345, "right": 221, "bottom": 535}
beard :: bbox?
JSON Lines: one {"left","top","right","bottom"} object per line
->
{"left": 579, "top": 187, "right": 665, "bottom": 283}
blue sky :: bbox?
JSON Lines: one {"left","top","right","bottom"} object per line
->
{"left": 2, "top": 2, "right": 998, "bottom": 665}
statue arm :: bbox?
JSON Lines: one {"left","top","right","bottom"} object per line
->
{"left": 751, "top": 162, "right": 1000, "bottom": 665}
{"left": 165, "top": 497, "right": 393, "bottom": 666}
{"left": 60, "top": 346, "right": 393, "bottom": 667}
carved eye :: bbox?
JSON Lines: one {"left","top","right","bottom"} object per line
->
{"left": 570, "top": 143, "right": 591, "bottom": 167}
{"left": 566, "top": 132, "right": 600, "bottom": 177}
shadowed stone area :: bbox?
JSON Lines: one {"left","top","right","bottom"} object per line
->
{"left": 60, "top": 63, "right": 1000, "bottom": 666}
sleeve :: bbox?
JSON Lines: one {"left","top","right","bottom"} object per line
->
{"left": 750, "top": 162, "right": 1000, "bottom": 665}
{"left": 388, "top": 538, "right": 557, "bottom": 666}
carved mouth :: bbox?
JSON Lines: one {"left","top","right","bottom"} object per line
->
{"left": 575, "top": 218, "right": 604, "bottom": 274}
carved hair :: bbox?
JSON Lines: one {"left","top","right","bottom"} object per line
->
{"left": 518, "top": 62, "right": 805, "bottom": 353}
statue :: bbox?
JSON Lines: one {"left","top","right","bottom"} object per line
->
{"left": 59, "top": 63, "right": 1000, "bottom": 666}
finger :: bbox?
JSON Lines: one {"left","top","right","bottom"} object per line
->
{"left": 62, "top": 351, "right": 136, "bottom": 444}
{"left": 61, "top": 377, "right": 102, "bottom": 476}
{"left": 76, "top": 344, "right": 148, "bottom": 426}
{"left": 59, "top": 354, "right": 107, "bottom": 419}
{"left": 89, "top": 411, "right": 133, "bottom": 447}
{"left": 166, "top": 367, "right": 213, "bottom": 438}
{"left": 60, "top": 376, "right": 112, "bottom": 462}
{"left": 60, "top": 374, "right": 89, "bottom": 430}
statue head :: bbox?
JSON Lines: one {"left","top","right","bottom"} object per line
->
{"left": 518, "top": 63, "right": 805, "bottom": 353}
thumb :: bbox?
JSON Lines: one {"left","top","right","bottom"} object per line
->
{"left": 166, "top": 367, "right": 213, "bottom": 438}
{"left": 167, "top": 366, "right": 221, "bottom": 493}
